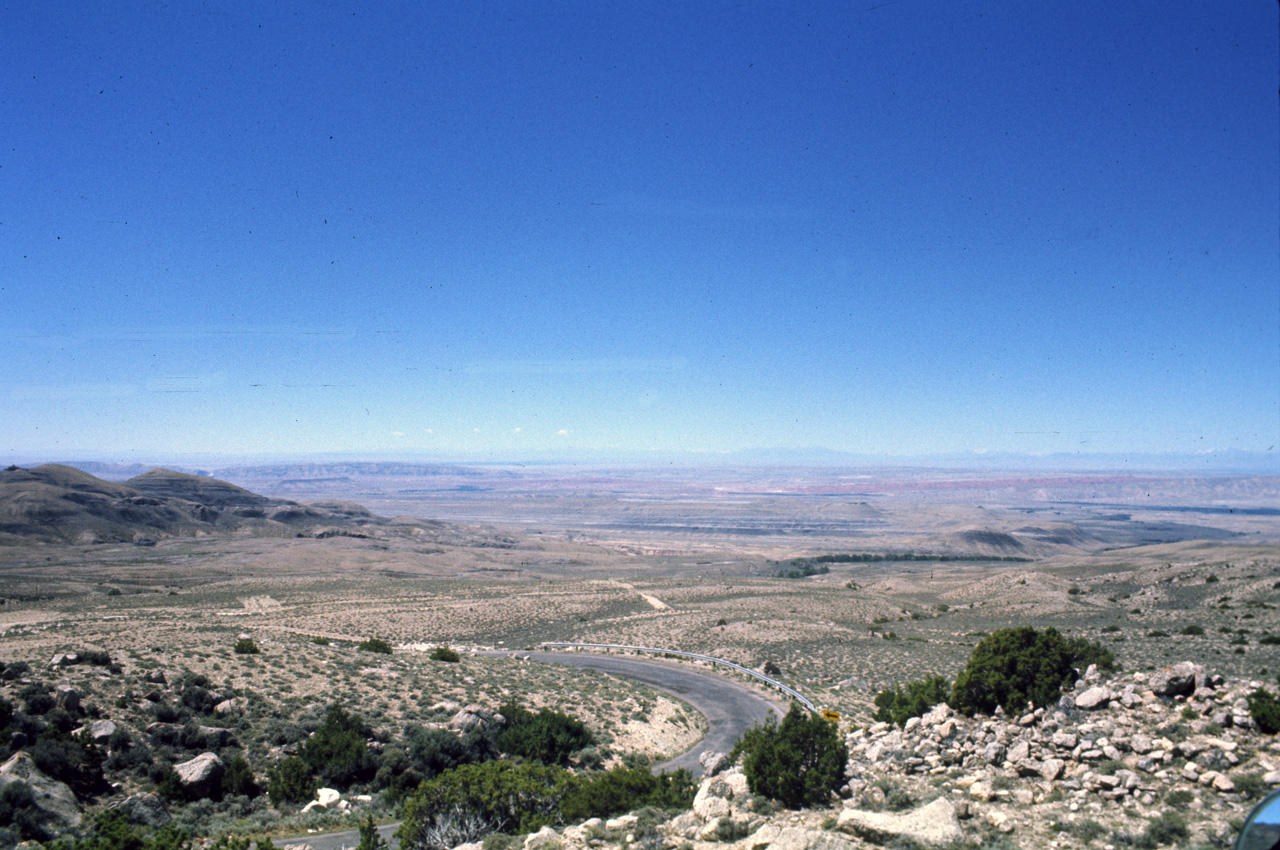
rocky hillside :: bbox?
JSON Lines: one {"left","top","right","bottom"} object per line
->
{"left": 0, "top": 465, "right": 402, "bottom": 546}
{"left": 440, "top": 661, "right": 1279, "bottom": 850}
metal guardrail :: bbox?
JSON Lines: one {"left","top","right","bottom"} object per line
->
{"left": 538, "top": 641, "right": 817, "bottom": 712}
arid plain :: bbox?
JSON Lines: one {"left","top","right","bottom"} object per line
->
{"left": 2, "top": 462, "right": 1277, "bottom": 726}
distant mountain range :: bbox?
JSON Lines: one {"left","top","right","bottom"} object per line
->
{"left": 0, "top": 464, "right": 387, "bottom": 546}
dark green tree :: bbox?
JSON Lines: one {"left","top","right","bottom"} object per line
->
{"left": 496, "top": 701, "right": 593, "bottom": 767}
{"left": 356, "top": 814, "right": 389, "bottom": 850}
{"left": 302, "top": 704, "right": 376, "bottom": 788}
{"left": 1247, "top": 687, "right": 1280, "bottom": 734}
{"left": 220, "top": 753, "right": 260, "bottom": 798}
{"left": 267, "top": 756, "right": 317, "bottom": 806}
{"left": 950, "top": 626, "right": 1115, "bottom": 716}
{"left": 731, "top": 704, "right": 848, "bottom": 809}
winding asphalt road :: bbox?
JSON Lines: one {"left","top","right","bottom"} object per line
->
{"left": 274, "top": 651, "right": 786, "bottom": 849}
{"left": 516, "top": 651, "right": 785, "bottom": 773}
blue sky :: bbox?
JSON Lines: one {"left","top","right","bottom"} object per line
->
{"left": 3, "top": 1, "right": 1277, "bottom": 464}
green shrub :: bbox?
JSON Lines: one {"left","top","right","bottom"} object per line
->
{"left": 233, "top": 638, "right": 259, "bottom": 655}
{"left": 873, "top": 674, "right": 950, "bottom": 727}
{"left": 496, "top": 701, "right": 593, "bottom": 766}
{"left": 29, "top": 728, "right": 108, "bottom": 796}
{"left": 1233, "top": 772, "right": 1267, "bottom": 800}
{"left": 397, "top": 760, "right": 574, "bottom": 849}
{"left": 358, "top": 638, "right": 393, "bottom": 654}
{"left": 56, "top": 809, "right": 193, "bottom": 850}
{"left": 950, "top": 627, "right": 1115, "bottom": 716}
{"left": 220, "top": 753, "right": 259, "bottom": 799}
{"left": 1247, "top": 688, "right": 1280, "bottom": 734}
{"left": 1164, "top": 789, "right": 1194, "bottom": 807}
{"left": 1178, "top": 624, "right": 1205, "bottom": 636}
{"left": 303, "top": 704, "right": 376, "bottom": 788}
{"left": 1070, "top": 819, "right": 1106, "bottom": 842}
{"left": 732, "top": 704, "right": 848, "bottom": 809}
{"left": 429, "top": 646, "right": 461, "bottom": 663}
{"left": 267, "top": 755, "right": 316, "bottom": 805}
{"left": 560, "top": 765, "right": 695, "bottom": 823}
{"left": 1258, "top": 634, "right": 1280, "bottom": 646}
{"left": 1134, "top": 811, "right": 1188, "bottom": 848}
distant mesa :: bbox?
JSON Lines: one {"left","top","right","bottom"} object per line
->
{"left": 0, "top": 464, "right": 393, "bottom": 546}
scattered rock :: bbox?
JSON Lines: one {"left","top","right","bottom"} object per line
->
{"left": 1150, "top": 662, "right": 1205, "bottom": 698}
{"left": 700, "top": 750, "right": 731, "bottom": 777}
{"left": 1075, "top": 686, "right": 1112, "bottom": 710}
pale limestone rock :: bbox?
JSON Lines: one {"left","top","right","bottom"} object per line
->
{"left": 764, "top": 826, "right": 858, "bottom": 850}
{"left": 1076, "top": 687, "right": 1112, "bottom": 711}
{"left": 837, "top": 797, "right": 962, "bottom": 847}
{"left": 524, "top": 825, "right": 561, "bottom": 850}
{"left": 173, "top": 753, "right": 224, "bottom": 798}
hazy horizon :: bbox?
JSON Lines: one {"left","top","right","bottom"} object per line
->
{"left": 5, "top": 2, "right": 1277, "bottom": 460}
{"left": 7, "top": 446, "right": 1279, "bottom": 477}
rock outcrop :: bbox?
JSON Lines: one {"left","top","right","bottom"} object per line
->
{"left": 0, "top": 752, "right": 81, "bottom": 830}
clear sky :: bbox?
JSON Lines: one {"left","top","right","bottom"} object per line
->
{"left": 3, "top": 1, "right": 1277, "bottom": 464}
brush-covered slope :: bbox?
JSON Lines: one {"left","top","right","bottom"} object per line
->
{"left": 0, "top": 464, "right": 389, "bottom": 545}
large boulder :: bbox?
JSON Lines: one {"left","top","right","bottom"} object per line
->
{"left": 106, "top": 793, "right": 171, "bottom": 828}
{"left": 1150, "top": 662, "right": 1205, "bottom": 698}
{"left": 693, "top": 769, "right": 751, "bottom": 821}
{"left": 54, "top": 686, "right": 80, "bottom": 713}
{"left": 85, "top": 720, "right": 117, "bottom": 745}
{"left": 837, "top": 797, "right": 962, "bottom": 847}
{"left": 173, "top": 753, "right": 224, "bottom": 799}
{"left": 0, "top": 751, "right": 81, "bottom": 831}
{"left": 448, "top": 705, "right": 503, "bottom": 733}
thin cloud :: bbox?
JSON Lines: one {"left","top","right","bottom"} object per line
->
{"left": 464, "top": 358, "right": 686, "bottom": 375}
{"left": 10, "top": 382, "right": 138, "bottom": 401}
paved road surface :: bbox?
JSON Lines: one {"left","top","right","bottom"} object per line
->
{"left": 274, "top": 651, "right": 786, "bottom": 850}
{"left": 516, "top": 651, "right": 785, "bottom": 773}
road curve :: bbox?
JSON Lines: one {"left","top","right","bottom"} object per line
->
{"left": 513, "top": 651, "right": 787, "bottom": 773}
{"left": 273, "top": 652, "right": 785, "bottom": 849}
